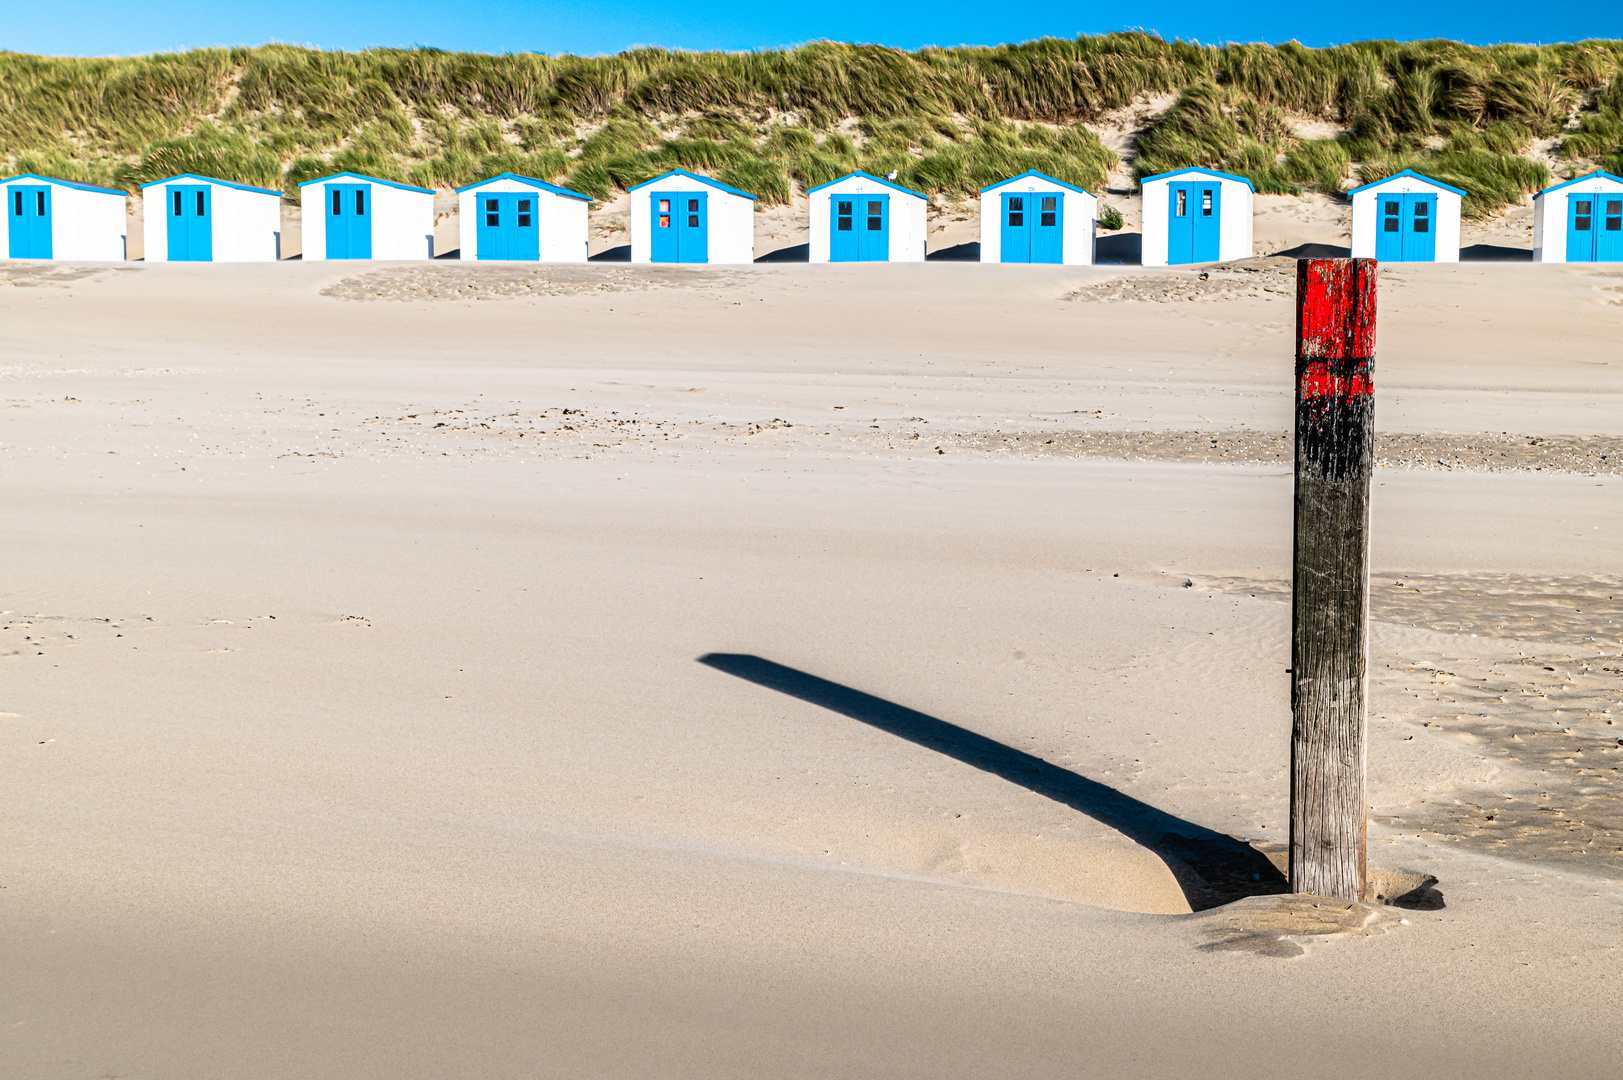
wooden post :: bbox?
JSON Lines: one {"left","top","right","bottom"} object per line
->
{"left": 1290, "top": 257, "right": 1377, "bottom": 902}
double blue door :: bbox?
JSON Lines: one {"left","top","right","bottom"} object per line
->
{"left": 326, "top": 184, "right": 373, "bottom": 259}
{"left": 1000, "top": 191, "right": 1063, "bottom": 263}
{"left": 830, "top": 193, "right": 889, "bottom": 261}
{"left": 1566, "top": 192, "right": 1623, "bottom": 262}
{"left": 477, "top": 192, "right": 540, "bottom": 260}
{"left": 1166, "top": 181, "right": 1220, "bottom": 264}
{"left": 166, "top": 184, "right": 212, "bottom": 261}
{"left": 650, "top": 191, "right": 707, "bottom": 262}
{"left": 7, "top": 185, "right": 51, "bottom": 258}
{"left": 1374, "top": 194, "right": 1437, "bottom": 261}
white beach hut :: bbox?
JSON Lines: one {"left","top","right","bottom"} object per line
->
{"left": 628, "top": 169, "right": 756, "bottom": 264}
{"left": 299, "top": 172, "right": 435, "bottom": 261}
{"left": 807, "top": 171, "right": 927, "bottom": 263}
{"left": 456, "top": 173, "right": 591, "bottom": 262}
{"left": 978, "top": 170, "right": 1097, "bottom": 264}
{"left": 4, "top": 174, "right": 128, "bottom": 261}
{"left": 1140, "top": 167, "right": 1254, "bottom": 266}
{"left": 1348, "top": 169, "right": 1464, "bottom": 262}
{"left": 140, "top": 174, "right": 282, "bottom": 262}
{"left": 1532, "top": 171, "right": 1623, "bottom": 263}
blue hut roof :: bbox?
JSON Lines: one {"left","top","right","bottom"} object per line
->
{"left": 138, "top": 173, "right": 283, "bottom": 197}
{"left": 297, "top": 171, "right": 433, "bottom": 194}
{"left": 806, "top": 170, "right": 927, "bottom": 199}
{"left": 454, "top": 173, "right": 592, "bottom": 201}
{"left": 1346, "top": 169, "right": 1466, "bottom": 197}
{"left": 626, "top": 169, "right": 758, "bottom": 200}
{"left": 0, "top": 173, "right": 126, "bottom": 195}
{"left": 1139, "top": 166, "right": 1256, "bottom": 192}
{"left": 1535, "top": 170, "right": 1623, "bottom": 198}
{"left": 980, "top": 170, "right": 1095, "bottom": 196}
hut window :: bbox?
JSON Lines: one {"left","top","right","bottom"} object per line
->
{"left": 174, "top": 191, "right": 183, "bottom": 216}
{"left": 1607, "top": 200, "right": 1622, "bottom": 231}
{"left": 354, "top": 191, "right": 365, "bottom": 216}
{"left": 659, "top": 199, "right": 670, "bottom": 213}
{"left": 1175, "top": 189, "right": 1187, "bottom": 216}
{"left": 1412, "top": 201, "right": 1429, "bottom": 233}
{"left": 195, "top": 191, "right": 206, "bottom": 216}
{"left": 486, "top": 198, "right": 500, "bottom": 226}
{"left": 1040, "top": 196, "right": 1057, "bottom": 226}
{"left": 1201, "top": 190, "right": 1213, "bottom": 216}
{"left": 866, "top": 200, "right": 882, "bottom": 230}
{"left": 687, "top": 199, "right": 699, "bottom": 227}
{"left": 1575, "top": 200, "right": 1592, "bottom": 230}
{"left": 1008, "top": 197, "right": 1024, "bottom": 227}
{"left": 36, "top": 191, "right": 45, "bottom": 216}
{"left": 659, "top": 213, "right": 670, "bottom": 228}
{"left": 517, "top": 199, "right": 532, "bottom": 227}
{"left": 13, "top": 191, "right": 20, "bottom": 216}
{"left": 836, "top": 200, "right": 853, "bottom": 230}
{"left": 332, "top": 190, "right": 342, "bottom": 216}
{"left": 1383, "top": 200, "right": 1400, "bottom": 231}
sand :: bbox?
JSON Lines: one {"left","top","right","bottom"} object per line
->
{"left": 2, "top": 257, "right": 1622, "bottom": 1077}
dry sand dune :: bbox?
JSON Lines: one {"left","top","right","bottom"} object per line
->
{"left": 2, "top": 257, "right": 1621, "bottom": 1077}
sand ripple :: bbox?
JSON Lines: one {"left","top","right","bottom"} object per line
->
{"left": 1195, "top": 572, "right": 1623, "bottom": 879}
{"left": 1065, "top": 257, "right": 1299, "bottom": 303}
{"left": 321, "top": 263, "right": 751, "bottom": 301}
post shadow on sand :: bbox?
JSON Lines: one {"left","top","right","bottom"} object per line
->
{"left": 697, "top": 653, "right": 1288, "bottom": 911}
{"left": 1272, "top": 242, "right": 1352, "bottom": 259}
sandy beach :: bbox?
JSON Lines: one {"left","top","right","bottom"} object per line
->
{"left": 3, "top": 256, "right": 1622, "bottom": 1077}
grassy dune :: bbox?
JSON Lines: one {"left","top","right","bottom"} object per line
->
{"left": 4, "top": 34, "right": 1623, "bottom": 214}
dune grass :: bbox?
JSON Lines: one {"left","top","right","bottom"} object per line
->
{"left": 2, "top": 36, "right": 1621, "bottom": 215}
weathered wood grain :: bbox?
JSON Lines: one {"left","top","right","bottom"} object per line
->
{"left": 1290, "top": 258, "right": 1377, "bottom": 902}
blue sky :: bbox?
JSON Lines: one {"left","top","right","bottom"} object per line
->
{"left": 3, "top": 1, "right": 1596, "bottom": 57}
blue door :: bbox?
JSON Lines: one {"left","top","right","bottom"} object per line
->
{"left": 1406, "top": 195, "right": 1437, "bottom": 260}
{"left": 650, "top": 191, "right": 707, "bottom": 263}
{"left": 477, "top": 192, "right": 540, "bottom": 261}
{"left": 1374, "top": 193, "right": 1437, "bottom": 262}
{"left": 858, "top": 194, "right": 888, "bottom": 261}
{"left": 1167, "top": 181, "right": 1220, "bottom": 264}
{"left": 1375, "top": 196, "right": 1403, "bottom": 261}
{"left": 830, "top": 192, "right": 888, "bottom": 261}
{"left": 326, "top": 184, "right": 372, "bottom": 260}
{"left": 1567, "top": 192, "right": 1623, "bottom": 262}
{"left": 1032, "top": 192, "right": 1062, "bottom": 263}
{"left": 1600, "top": 195, "right": 1623, "bottom": 261}
{"left": 7, "top": 184, "right": 51, "bottom": 258}
{"left": 478, "top": 193, "right": 508, "bottom": 260}
{"left": 1000, "top": 191, "right": 1064, "bottom": 263}
{"left": 1000, "top": 193, "right": 1030, "bottom": 262}
{"left": 830, "top": 196, "right": 859, "bottom": 261}
{"left": 166, "top": 185, "right": 211, "bottom": 261}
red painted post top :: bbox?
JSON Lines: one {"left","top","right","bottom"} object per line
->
{"left": 1296, "top": 258, "right": 1377, "bottom": 362}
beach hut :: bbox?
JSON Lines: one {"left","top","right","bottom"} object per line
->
{"left": 1140, "top": 167, "right": 1254, "bottom": 266}
{"left": 808, "top": 171, "right": 927, "bottom": 262}
{"left": 457, "top": 173, "right": 592, "bottom": 262}
{"left": 1349, "top": 170, "right": 1464, "bottom": 262}
{"left": 1532, "top": 171, "right": 1623, "bottom": 263}
{"left": 4, "top": 174, "right": 128, "bottom": 261}
{"left": 140, "top": 174, "right": 282, "bottom": 262}
{"left": 978, "top": 171, "right": 1097, "bottom": 264}
{"left": 299, "top": 172, "right": 435, "bottom": 260}
{"left": 629, "top": 170, "right": 756, "bottom": 264}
